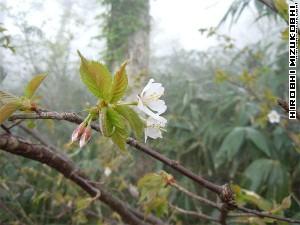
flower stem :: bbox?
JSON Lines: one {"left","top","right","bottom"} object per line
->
{"left": 117, "top": 101, "right": 138, "bottom": 106}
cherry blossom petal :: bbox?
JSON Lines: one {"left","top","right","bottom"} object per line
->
{"left": 143, "top": 83, "right": 164, "bottom": 100}
{"left": 141, "top": 78, "right": 155, "bottom": 96}
{"left": 147, "top": 99, "right": 167, "bottom": 114}
{"left": 144, "top": 127, "right": 162, "bottom": 142}
{"left": 137, "top": 96, "right": 167, "bottom": 123}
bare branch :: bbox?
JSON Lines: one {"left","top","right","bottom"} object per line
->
{"left": 170, "top": 204, "right": 220, "bottom": 223}
{"left": 10, "top": 111, "right": 223, "bottom": 194}
{"left": 0, "top": 133, "right": 149, "bottom": 225}
{"left": 171, "top": 183, "right": 221, "bottom": 210}
{"left": 278, "top": 99, "right": 300, "bottom": 120}
{"left": 8, "top": 110, "right": 300, "bottom": 224}
{"left": 236, "top": 205, "right": 300, "bottom": 224}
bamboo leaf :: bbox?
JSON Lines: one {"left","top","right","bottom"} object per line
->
{"left": 78, "top": 51, "right": 112, "bottom": 100}
{"left": 24, "top": 74, "right": 47, "bottom": 98}
{"left": 110, "top": 61, "right": 128, "bottom": 103}
{"left": 0, "top": 102, "right": 19, "bottom": 124}
{"left": 216, "top": 127, "right": 245, "bottom": 166}
{"left": 245, "top": 127, "right": 270, "bottom": 156}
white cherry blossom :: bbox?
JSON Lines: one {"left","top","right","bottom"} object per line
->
{"left": 268, "top": 110, "right": 280, "bottom": 124}
{"left": 137, "top": 78, "right": 167, "bottom": 122}
{"left": 144, "top": 117, "right": 167, "bottom": 142}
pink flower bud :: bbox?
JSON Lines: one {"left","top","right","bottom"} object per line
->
{"left": 71, "top": 122, "right": 86, "bottom": 142}
{"left": 79, "top": 126, "right": 92, "bottom": 148}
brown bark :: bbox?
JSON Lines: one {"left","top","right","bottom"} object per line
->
{"left": 0, "top": 133, "right": 147, "bottom": 225}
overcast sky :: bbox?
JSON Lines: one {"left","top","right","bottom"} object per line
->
{"left": 2, "top": 0, "right": 285, "bottom": 58}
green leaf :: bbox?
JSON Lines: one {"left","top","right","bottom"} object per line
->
{"left": 111, "top": 127, "right": 128, "bottom": 152}
{"left": 107, "top": 108, "right": 126, "bottom": 129}
{"left": 75, "top": 197, "right": 93, "bottom": 212}
{"left": 216, "top": 127, "right": 245, "bottom": 166}
{"left": 101, "top": 107, "right": 128, "bottom": 151}
{"left": 99, "top": 108, "right": 115, "bottom": 137}
{"left": 245, "top": 127, "right": 270, "bottom": 156}
{"left": 280, "top": 195, "right": 291, "bottom": 209}
{"left": 244, "top": 159, "right": 289, "bottom": 200}
{"left": 110, "top": 61, "right": 128, "bottom": 103}
{"left": 232, "top": 184, "right": 272, "bottom": 211}
{"left": 0, "top": 102, "right": 19, "bottom": 124}
{"left": 271, "top": 195, "right": 292, "bottom": 213}
{"left": 78, "top": 51, "right": 112, "bottom": 100}
{"left": 137, "top": 172, "right": 170, "bottom": 216}
{"left": 114, "top": 105, "right": 144, "bottom": 139}
{"left": 24, "top": 74, "right": 47, "bottom": 98}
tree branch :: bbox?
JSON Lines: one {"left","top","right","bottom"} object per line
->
{"left": 278, "top": 99, "right": 300, "bottom": 120}
{"left": 9, "top": 110, "right": 300, "bottom": 224}
{"left": 0, "top": 133, "right": 149, "bottom": 225}
{"left": 235, "top": 205, "right": 300, "bottom": 224}
{"left": 9, "top": 111, "right": 223, "bottom": 194}
{"left": 171, "top": 182, "right": 221, "bottom": 210}
{"left": 170, "top": 204, "right": 220, "bottom": 223}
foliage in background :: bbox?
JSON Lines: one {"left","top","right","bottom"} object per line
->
{"left": 0, "top": 0, "right": 299, "bottom": 225}
{"left": 99, "top": 0, "right": 148, "bottom": 70}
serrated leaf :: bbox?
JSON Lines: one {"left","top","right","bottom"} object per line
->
{"left": 101, "top": 107, "right": 128, "bottom": 151}
{"left": 0, "top": 102, "right": 19, "bottom": 124}
{"left": 114, "top": 105, "right": 144, "bottom": 139}
{"left": 137, "top": 172, "right": 170, "bottom": 216}
{"left": 78, "top": 51, "right": 112, "bottom": 100}
{"left": 111, "top": 127, "right": 128, "bottom": 152}
{"left": 99, "top": 108, "right": 115, "bottom": 137}
{"left": 245, "top": 127, "right": 270, "bottom": 156}
{"left": 107, "top": 108, "right": 125, "bottom": 129}
{"left": 0, "top": 91, "right": 19, "bottom": 106}
{"left": 24, "top": 74, "right": 46, "bottom": 98}
{"left": 110, "top": 61, "right": 128, "bottom": 103}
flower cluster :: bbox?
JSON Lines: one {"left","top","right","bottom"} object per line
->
{"left": 137, "top": 79, "right": 167, "bottom": 142}
{"left": 71, "top": 122, "right": 92, "bottom": 148}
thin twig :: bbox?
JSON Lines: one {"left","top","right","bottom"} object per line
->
{"left": 17, "top": 124, "right": 62, "bottom": 154}
{"left": 8, "top": 110, "right": 300, "bottom": 224}
{"left": 171, "top": 183, "right": 221, "bottom": 210}
{"left": 0, "top": 124, "right": 11, "bottom": 134}
{"left": 235, "top": 205, "right": 300, "bottom": 224}
{"left": 7, "top": 119, "right": 24, "bottom": 129}
{"left": 170, "top": 204, "right": 220, "bottom": 223}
